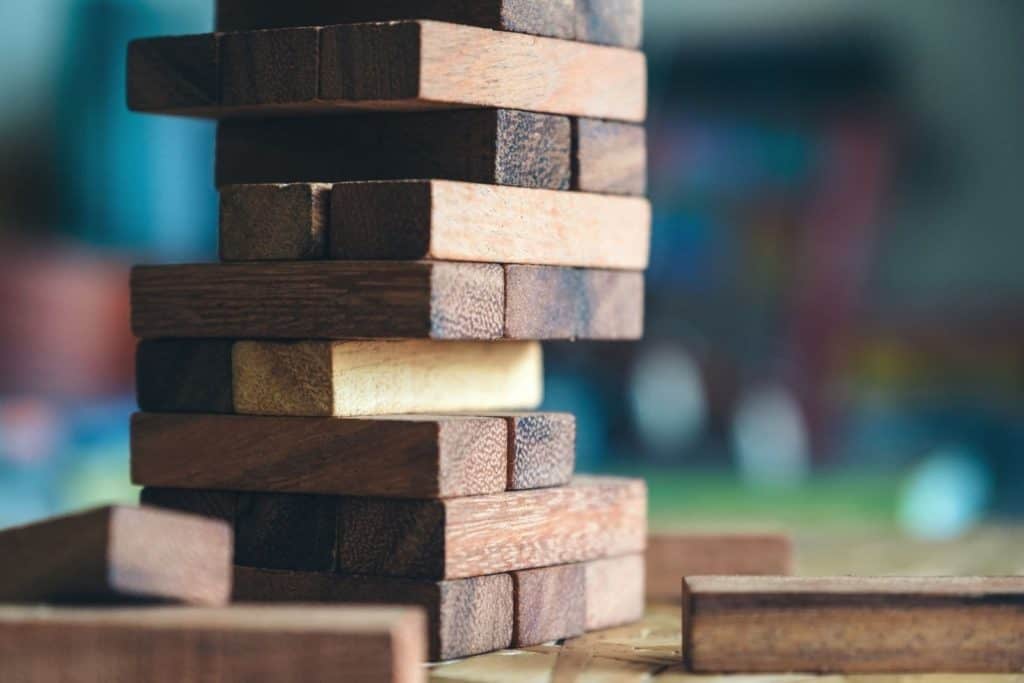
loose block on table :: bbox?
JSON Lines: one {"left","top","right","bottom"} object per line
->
{"left": 0, "top": 506, "right": 231, "bottom": 606}
{"left": 131, "top": 411, "right": 574, "bottom": 497}
{"left": 681, "top": 576, "right": 1024, "bottom": 673}
{"left": 572, "top": 119, "right": 647, "bottom": 196}
{"left": 0, "top": 605, "right": 426, "bottom": 683}
{"left": 215, "top": 110, "right": 569, "bottom": 189}
{"left": 585, "top": 554, "right": 645, "bottom": 631}
{"left": 329, "top": 180, "right": 650, "bottom": 269}
{"left": 511, "top": 563, "right": 586, "bottom": 647}
{"left": 220, "top": 183, "right": 330, "bottom": 261}
{"left": 647, "top": 533, "right": 793, "bottom": 602}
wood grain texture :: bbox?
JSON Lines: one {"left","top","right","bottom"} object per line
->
{"left": 575, "top": 0, "right": 644, "bottom": 48}
{"left": 503, "top": 413, "right": 576, "bottom": 491}
{"left": 336, "top": 477, "right": 647, "bottom": 579}
{"left": 572, "top": 119, "right": 647, "bottom": 196}
{"left": 131, "top": 262, "right": 505, "bottom": 340}
{"left": 131, "top": 413, "right": 508, "bottom": 498}
{"left": 215, "top": 110, "right": 570, "bottom": 189}
{"left": 0, "top": 605, "right": 426, "bottom": 683}
{"left": 233, "top": 567, "right": 513, "bottom": 661}
{"left": 681, "top": 576, "right": 1024, "bottom": 674}
{"left": 220, "top": 183, "right": 330, "bottom": 261}
{"left": 221, "top": 27, "right": 319, "bottom": 107}
{"left": 512, "top": 564, "right": 586, "bottom": 646}
{"left": 330, "top": 180, "right": 651, "bottom": 269}
{"left": 136, "top": 339, "right": 234, "bottom": 413}
{"left": 126, "top": 34, "right": 218, "bottom": 114}
{"left": 0, "top": 506, "right": 231, "bottom": 606}
{"left": 504, "top": 266, "right": 645, "bottom": 340}
{"left": 585, "top": 554, "right": 645, "bottom": 631}
{"left": 647, "top": 533, "right": 793, "bottom": 602}
{"left": 232, "top": 340, "right": 543, "bottom": 417}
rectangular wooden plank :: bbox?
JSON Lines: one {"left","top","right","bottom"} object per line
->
{"left": 232, "top": 340, "right": 542, "bottom": 417}
{"left": 0, "top": 506, "right": 230, "bottom": 606}
{"left": 215, "top": 110, "right": 570, "bottom": 189}
{"left": 126, "top": 33, "right": 218, "bottom": 115}
{"left": 131, "top": 261, "right": 505, "bottom": 341}
{"left": 336, "top": 477, "right": 647, "bottom": 579}
{"left": 136, "top": 339, "right": 234, "bottom": 413}
{"left": 330, "top": 180, "right": 650, "bottom": 269}
{"left": 220, "top": 183, "right": 330, "bottom": 261}
{"left": 512, "top": 564, "right": 586, "bottom": 646}
{"left": 575, "top": 0, "right": 644, "bottom": 48}
{"left": 572, "top": 119, "right": 647, "bottom": 196}
{"left": 0, "top": 605, "right": 426, "bottom": 683}
{"left": 647, "top": 533, "right": 793, "bottom": 602}
{"left": 504, "top": 265, "right": 645, "bottom": 340}
{"left": 585, "top": 554, "right": 645, "bottom": 631}
{"left": 681, "top": 576, "right": 1024, "bottom": 673}
{"left": 233, "top": 567, "right": 513, "bottom": 661}
{"left": 129, "top": 22, "right": 646, "bottom": 121}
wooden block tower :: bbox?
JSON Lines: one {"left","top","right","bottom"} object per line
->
{"left": 127, "top": 0, "right": 650, "bottom": 661}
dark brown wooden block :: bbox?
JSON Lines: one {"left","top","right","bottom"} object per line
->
{"left": 511, "top": 564, "right": 586, "bottom": 646}
{"left": 0, "top": 506, "right": 231, "bottom": 605}
{"left": 131, "top": 262, "right": 505, "bottom": 340}
{"left": 0, "top": 605, "right": 427, "bottom": 683}
{"left": 140, "top": 488, "right": 239, "bottom": 527}
{"left": 215, "top": 110, "right": 571, "bottom": 190}
{"left": 504, "top": 413, "right": 576, "bottom": 490}
{"left": 233, "top": 567, "right": 513, "bottom": 661}
{"left": 220, "top": 183, "right": 330, "bottom": 261}
{"left": 136, "top": 340, "right": 234, "bottom": 413}
{"left": 504, "top": 266, "right": 645, "bottom": 340}
{"left": 682, "top": 576, "right": 1024, "bottom": 673}
{"left": 220, "top": 27, "right": 318, "bottom": 108}
{"left": 336, "top": 477, "right": 647, "bottom": 579}
{"left": 126, "top": 34, "right": 219, "bottom": 115}
{"left": 575, "top": 0, "right": 643, "bottom": 48}
{"left": 572, "top": 119, "right": 647, "bottom": 196}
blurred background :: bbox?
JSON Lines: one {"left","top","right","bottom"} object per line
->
{"left": 1, "top": 0, "right": 1022, "bottom": 549}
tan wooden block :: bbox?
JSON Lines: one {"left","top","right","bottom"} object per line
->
{"left": 219, "top": 183, "right": 330, "bottom": 261}
{"left": 512, "top": 564, "right": 586, "bottom": 646}
{"left": 572, "top": 119, "right": 647, "bottom": 196}
{"left": 585, "top": 554, "right": 645, "bottom": 631}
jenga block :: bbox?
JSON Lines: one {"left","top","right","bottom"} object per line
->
{"left": 682, "top": 576, "right": 1024, "bottom": 674}
{"left": 504, "top": 266, "right": 644, "bottom": 340}
{"left": 511, "top": 564, "right": 586, "bottom": 646}
{"left": 503, "top": 413, "right": 576, "bottom": 490}
{"left": 585, "top": 554, "right": 645, "bottom": 630}
{"left": 220, "top": 184, "right": 330, "bottom": 261}
{"left": 216, "top": 0, "right": 576, "bottom": 41}
{"left": 330, "top": 180, "right": 650, "bottom": 269}
{"left": 136, "top": 340, "right": 235, "bottom": 413}
{"left": 233, "top": 567, "right": 513, "bottom": 661}
{"left": 131, "top": 262, "right": 505, "bottom": 340}
{"left": 215, "top": 110, "right": 570, "bottom": 190}
{"left": 0, "top": 506, "right": 231, "bottom": 606}
{"left": 220, "top": 28, "right": 319, "bottom": 107}
{"left": 647, "top": 533, "right": 793, "bottom": 602}
{"left": 232, "top": 340, "right": 542, "bottom": 417}
{"left": 126, "top": 34, "right": 219, "bottom": 115}
{"left": 575, "top": 0, "right": 644, "bottom": 48}
{"left": 572, "top": 119, "right": 647, "bottom": 196}
{"left": 336, "top": 477, "right": 647, "bottom": 579}
{"left": 140, "top": 487, "right": 239, "bottom": 527}
{"left": 0, "top": 605, "right": 426, "bottom": 683}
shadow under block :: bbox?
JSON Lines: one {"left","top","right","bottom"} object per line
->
{"left": 128, "top": 21, "right": 646, "bottom": 122}
{"left": 233, "top": 568, "right": 513, "bottom": 661}
{"left": 337, "top": 477, "right": 647, "bottom": 579}
{"left": 330, "top": 181, "right": 650, "bottom": 269}
{"left": 231, "top": 340, "right": 542, "bottom": 417}
{"left": 585, "top": 554, "right": 645, "bottom": 631}
{"left": 511, "top": 564, "right": 586, "bottom": 647}
{"left": 220, "top": 183, "right": 330, "bottom": 261}
{"left": 131, "top": 263, "right": 644, "bottom": 341}
{"left": 215, "top": 110, "right": 570, "bottom": 190}
{"left": 0, "top": 506, "right": 231, "bottom": 606}
{"left": 681, "top": 576, "right": 1024, "bottom": 674}
{"left": 136, "top": 339, "right": 234, "bottom": 413}
{"left": 0, "top": 606, "right": 426, "bottom": 683}
{"left": 572, "top": 119, "right": 647, "bottom": 196}
{"left": 647, "top": 533, "right": 793, "bottom": 602}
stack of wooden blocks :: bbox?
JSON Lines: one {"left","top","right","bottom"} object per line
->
{"left": 125, "top": 0, "right": 650, "bottom": 662}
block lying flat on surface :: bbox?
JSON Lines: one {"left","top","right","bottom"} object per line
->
{"left": 0, "top": 605, "right": 426, "bottom": 683}
{"left": 136, "top": 339, "right": 234, "bottom": 413}
{"left": 215, "top": 110, "right": 570, "bottom": 189}
{"left": 647, "top": 533, "right": 793, "bottom": 602}
{"left": 233, "top": 567, "right": 513, "bottom": 662}
{"left": 336, "top": 477, "right": 647, "bottom": 579}
{"left": 512, "top": 564, "right": 586, "bottom": 647}
{"left": 681, "top": 576, "right": 1024, "bottom": 673}
{"left": 0, "top": 506, "right": 231, "bottom": 605}
{"left": 585, "top": 554, "right": 645, "bottom": 631}
{"left": 131, "top": 262, "right": 505, "bottom": 340}
{"left": 330, "top": 180, "right": 650, "bottom": 269}
{"left": 220, "top": 183, "right": 330, "bottom": 261}
{"left": 232, "top": 340, "right": 542, "bottom": 417}
{"left": 572, "top": 119, "right": 647, "bottom": 196}
{"left": 126, "top": 34, "right": 218, "bottom": 115}
{"left": 575, "top": 0, "right": 644, "bottom": 48}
